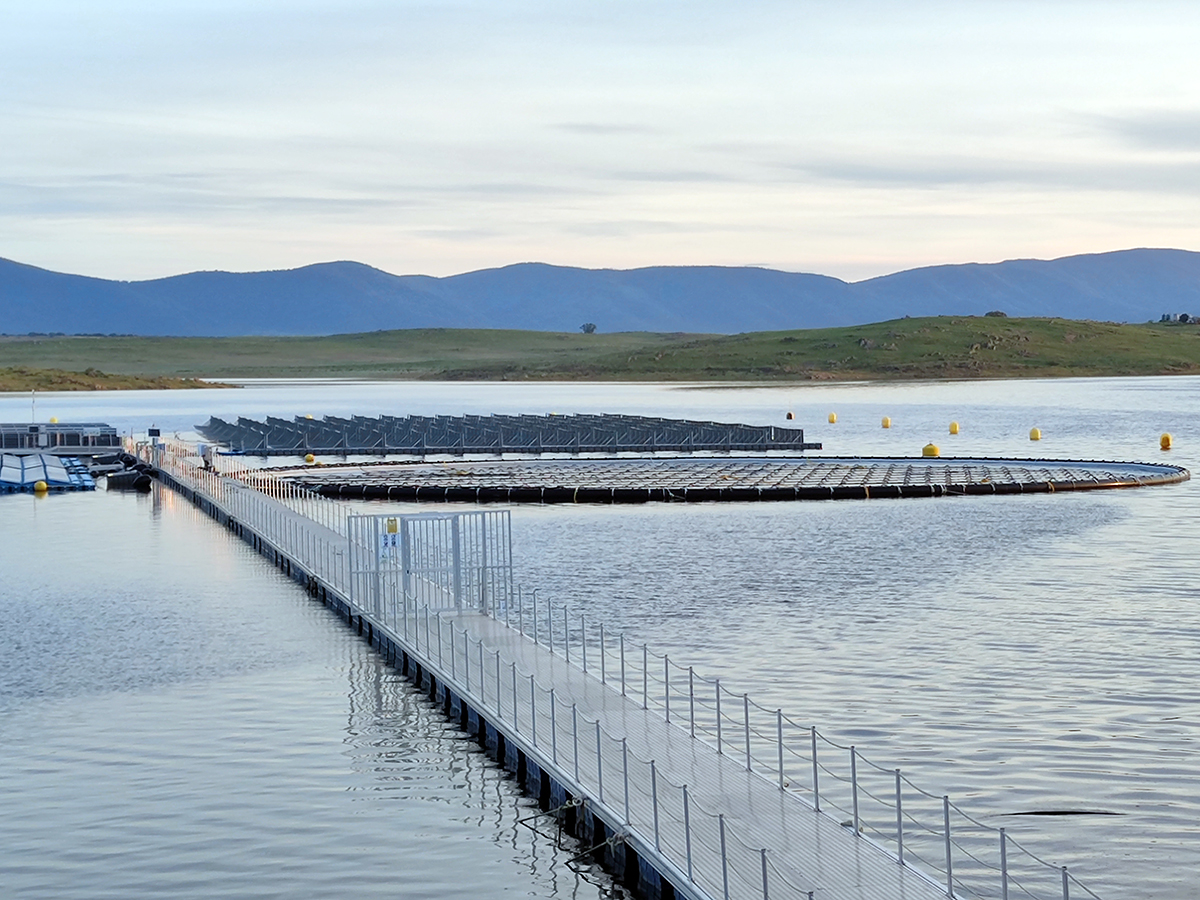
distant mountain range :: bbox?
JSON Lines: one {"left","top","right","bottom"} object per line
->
{"left": 2, "top": 248, "right": 1198, "bottom": 337}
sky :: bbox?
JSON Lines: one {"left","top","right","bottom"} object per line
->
{"left": 2, "top": 0, "right": 1199, "bottom": 282}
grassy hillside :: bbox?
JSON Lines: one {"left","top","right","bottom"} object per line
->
{"left": 534, "top": 317, "right": 1200, "bottom": 381}
{"left": 2, "top": 317, "right": 1200, "bottom": 384}
{"left": 0, "top": 366, "right": 231, "bottom": 391}
{"left": 0, "top": 330, "right": 689, "bottom": 379}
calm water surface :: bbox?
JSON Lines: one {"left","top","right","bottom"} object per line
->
{"left": 0, "top": 488, "right": 622, "bottom": 900}
{"left": 3, "top": 377, "right": 1199, "bottom": 898}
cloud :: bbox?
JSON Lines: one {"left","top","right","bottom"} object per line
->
{"left": 784, "top": 155, "right": 1200, "bottom": 194}
{"left": 554, "top": 122, "right": 664, "bottom": 136}
{"left": 1095, "top": 111, "right": 1200, "bottom": 152}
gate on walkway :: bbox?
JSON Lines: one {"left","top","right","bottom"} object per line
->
{"left": 347, "top": 510, "right": 513, "bottom": 619}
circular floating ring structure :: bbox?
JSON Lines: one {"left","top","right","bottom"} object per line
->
{"left": 277, "top": 456, "right": 1190, "bottom": 504}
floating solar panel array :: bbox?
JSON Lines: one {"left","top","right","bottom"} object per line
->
{"left": 281, "top": 456, "right": 1190, "bottom": 503}
{"left": 0, "top": 454, "right": 96, "bottom": 493}
{"left": 195, "top": 413, "right": 821, "bottom": 456}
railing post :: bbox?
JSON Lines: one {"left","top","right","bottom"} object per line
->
{"left": 943, "top": 795, "right": 953, "bottom": 898}
{"left": 777, "top": 710, "right": 784, "bottom": 789}
{"left": 761, "top": 848, "right": 769, "bottom": 900}
{"left": 895, "top": 769, "right": 904, "bottom": 864}
{"left": 999, "top": 827, "right": 1009, "bottom": 900}
{"left": 689, "top": 667, "right": 696, "bottom": 738}
{"left": 572, "top": 703, "right": 580, "bottom": 784}
{"left": 532, "top": 590, "right": 539, "bottom": 645}
{"left": 683, "top": 784, "right": 693, "bottom": 881}
{"left": 437, "top": 612, "right": 443, "bottom": 665}
{"left": 425, "top": 607, "right": 431, "bottom": 656}
{"left": 851, "top": 746, "right": 860, "bottom": 835}
{"left": 600, "top": 623, "right": 607, "bottom": 684}
{"left": 464, "top": 631, "right": 470, "bottom": 690}
{"left": 719, "top": 813, "right": 730, "bottom": 900}
{"left": 744, "top": 693, "right": 751, "bottom": 771}
{"left": 715, "top": 679, "right": 723, "bottom": 753}
{"left": 651, "top": 760, "right": 660, "bottom": 851}
{"left": 620, "top": 634, "right": 626, "bottom": 696}
{"left": 511, "top": 662, "right": 519, "bottom": 733}
{"left": 547, "top": 599, "right": 553, "bottom": 654}
{"left": 642, "top": 643, "right": 648, "bottom": 709}
{"left": 622, "top": 738, "right": 630, "bottom": 824}
{"left": 596, "top": 720, "right": 604, "bottom": 802}
{"left": 581, "top": 616, "right": 588, "bottom": 673}
{"left": 530, "top": 675, "right": 537, "bottom": 746}
{"left": 811, "top": 727, "right": 820, "bottom": 811}
{"left": 517, "top": 585, "right": 523, "bottom": 635}
{"left": 664, "top": 655, "right": 671, "bottom": 723}
{"left": 563, "top": 606, "right": 569, "bottom": 664}
{"left": 505, "top": 583, "right": 511, "bottom": 628}
{"left": 550, "top": 689, "right": 558, "bottom": 764}
{"left": 449, "top": 623, "right": 456, "bottom": 680}
{"left": 1062, "top": 867, "right": 1069, "bottom": 900}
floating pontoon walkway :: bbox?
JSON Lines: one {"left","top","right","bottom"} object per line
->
{"left": 0, "top": 454, "right": 96, "bottom": 493}
{"left": 196, "top": 413, "right": 822, "bottom": 456}
{"left": 278, "top": 456, "right": 1189, "bottom": 502}
{"left": 145, "top": 439, "right": 1111, "bottom": 900}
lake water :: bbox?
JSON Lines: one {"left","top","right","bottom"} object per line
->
{"left": 3, "top": 376, "right": 1199, "bottom": 899}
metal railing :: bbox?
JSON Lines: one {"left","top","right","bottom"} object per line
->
{"left": 480, "top": 587, "right": 1102, "bottom": 900}
{"left": 147, "top": 438, "right": 1102, "bottom": 900}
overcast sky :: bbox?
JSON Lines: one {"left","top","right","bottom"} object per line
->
{"left": 3, "top": 0, "right": 1198, "bottom": 281}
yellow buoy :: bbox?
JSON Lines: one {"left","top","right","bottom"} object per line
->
{"left": 33, "top": 480, "right": 48, "bottom": 493}
{"left": 1029, "top": 427, "right": 1041, "bottom": 441}
{"left": 881, "top": 416, "right": 891, "bottom": 429}
{"left": 828, "top": 412, "right": 837, "bottom": 424}
{"left": 1161, "top": 433, "right": 1173, "bottom": 451}
{"left": 49, "top": 416, "right": 59, "bottom": 424}
{"left": 949, "top": 421, "right": 959, "bottom": 435}
{"left": 304, "top": 453, "right": 315, "bottom": 464}
{"left": 786, "top": 411, "right": 794, "bottom": 420}
{"left": 922, "top": 443, "right": 940, "bottom": 457}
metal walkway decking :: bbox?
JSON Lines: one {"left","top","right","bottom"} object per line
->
{"left": 145, "top": 440, "right": 1102, "bottom": 900}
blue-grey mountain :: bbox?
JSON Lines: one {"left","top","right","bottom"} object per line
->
{"left": 1, "top": 248, "right": 1197, "bottom": 336}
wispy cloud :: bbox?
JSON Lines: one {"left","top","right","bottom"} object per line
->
{"left": 1094, "top": 111, "right": 1200, "bottom": 152}
{"left": 554, "top": 122, "right": 664, "bottom": 136}
{"left": 783, "top": 155, "right": 1200, "bottom": 194}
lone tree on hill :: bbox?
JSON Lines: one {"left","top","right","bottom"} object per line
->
{"left": 580, "top": 322, "right": 597, "bottom": 334}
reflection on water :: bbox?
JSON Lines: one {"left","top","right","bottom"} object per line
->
{"left": 3, "top": 376, "right": 1200, "bottom": 898}
{"left": 0, "top": 487, "right": 617, "bottom": 900}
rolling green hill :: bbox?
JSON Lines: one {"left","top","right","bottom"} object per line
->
{"left": 3, "top": 316, "right": 1200, "bottom": 387}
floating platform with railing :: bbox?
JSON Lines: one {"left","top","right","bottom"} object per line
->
{"left": 139, "top": 438, "right": 1115, "bottom": 900}
{"left": 0, "top": 422, "right": 121, "bottom": 455}
{"left": 274, "top": 456, "right": 1189, "bottom": 503}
